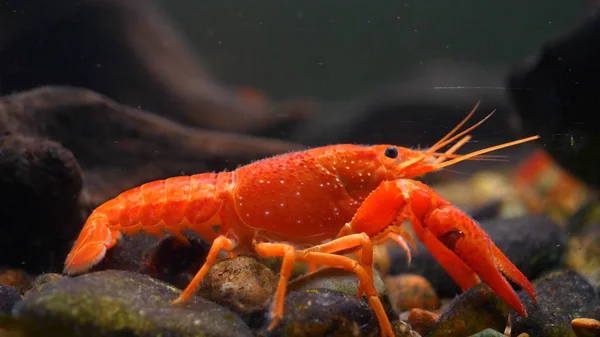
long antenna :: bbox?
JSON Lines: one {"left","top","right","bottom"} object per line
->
{"left": 434, "top": 136, "right": 540, "bottom": 169}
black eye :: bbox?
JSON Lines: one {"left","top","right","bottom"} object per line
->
{"left": 384, "top": 147, "right": 398, "bottom": 158}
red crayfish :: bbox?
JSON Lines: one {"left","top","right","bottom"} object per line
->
{"left": 64, "top": 103, "right": 538, "bottom": 336}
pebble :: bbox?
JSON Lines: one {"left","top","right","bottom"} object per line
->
{"left": 427, "top": 283, "right": 510, "bottom": 337}
{"left": 255, "top": 288, "right": 383, "bottom": 337}
{"left": 198, "top": 256, "right": 277, "bottom": 325}
{"left": 12, "top": 270, "right": 253, "bottom": 337}
{"left": 385, "top": 273, "right": 440, "bottom": 313}
{"left": 510, "top": 269, "right": 600, "bottom": 337}
{"left": 571, "top": 318, "right": 600, "bottom": 337}
{"left": 407, "top": 308, "right": 439, "bottom": 336}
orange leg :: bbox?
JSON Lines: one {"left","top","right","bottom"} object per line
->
{"left": 296, "top": 252, "right": 394, "bottom": 337}
{"left": 348, "top": 226, "right": 418, "bottom": 297}
{"left": 370, "top": 225, "right": 418, "bottom": 264}
{"left": 255, "top": 234, "right": 377, "bottom": 331}
{"left": 352, "top": 226, "right": 419, "bottom": 298}
{"left": 300, "top": 233, "right": 374, "bottom": 298}
{"left": 254, "top": 242, "right": 296, "bottom": 330}
{"left": 172, "top": 234, "right": 235, "bottom": 304}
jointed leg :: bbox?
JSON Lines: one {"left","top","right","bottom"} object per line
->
{"left": 307, "top": 231, "right": 372, "bottom": 273}
{"left": 254, "top": 242, "right": 296, "bottom": 330}
{"left": 296, "top": 252, "right": 395, "bottom": 337}
{"left": 370, "top": 225, "right": 417, "bottom": 265}
{"left": 255, "top": 234, "right": 377, "bottom": 330}
{"left": 172, "top": 234, "right": 235, "bottom": 304}
{"left": 300, "top": 233, "right": 374, "bottom": 297}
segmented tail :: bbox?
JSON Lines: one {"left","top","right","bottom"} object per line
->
{"left": 63, "top": 173, "right": 229, "bottom": 275}
{"left": 63, "top": 212, "right": 117, "bottom": 275}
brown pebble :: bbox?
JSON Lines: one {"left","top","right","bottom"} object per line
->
{"left": 516, "top": 333, "right": 530, "bottom": 337}
{"left": 0, "top": 269, "right": 34, "bottom": 295}
{"left": 200, "top": 256, "right": 277, "bottom": 315}
{"left": 385, "top": 274, "right": 440, "bottom": 313}
{"left": 407, "top": 308, "right": 439, "bottom": 336}
{"left": 571, "top": 318, "right": 600, "bottom": 337}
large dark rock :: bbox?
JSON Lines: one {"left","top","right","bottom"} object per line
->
{"left": 510, "top": 269, "right": 600, "bottom": 337}
{"left": 507, "top": 11, "right": 600, "bottom": 189}
{"left": 11, "top": 269, "right": 253, "bottom": 337}
{"left": 0, "top": 134, "right": 83, "bottom": 274}
{"left": 0, "top": 0, "right": 314, "bottom": 133}
{"left": 255, "top": 288, "right": 383, "bottom": 337}
{"left": 427, "top": 283, "right": 510, "bottom": 337}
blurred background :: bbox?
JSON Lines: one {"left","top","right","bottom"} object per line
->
{"left": 0, "top": 0, "right": 598, "bottom": 285}
{"left": 2, "top": 4, "right": 600, "bottom": 337}
{"left": 160, "top": 0, "right": 581, "bottom": 100}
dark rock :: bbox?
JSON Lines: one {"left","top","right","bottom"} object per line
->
{"left": 285, "top": 267, "right": 398, "bottom": 334}
{"left": 510, "top": 269, "right": 600, "bottom": 337}
{"left": 388, "top": 214, "right": 567, "bottom": 297}
{"left": 288, "top": 266, "right": 384, "bottom": 295}
{"left": 0, "top": 284, "right": 21, "bottom": 315}
{"left": 0, "top": 134, "right": 83, "bottom": 274}
{"left": 0, "top": 0, "right": 313, "bottom": 134}
{"left": 89, "top": 232, "right": 212, "bottom": 291}
{"left": 140, "top": 233, "right": 213, "bottom": 290}
{"left": 470, "top": 200, "right": 504, "bottom": 223}
{"left": 506, "top": 11, "right": 600, "bottom": 188}
{"left": 0, "top": 86, "right": 303, "bottom": 204}
{"left": 255, "top": 288, "right": 382, "bottom": 337}
{"left": 89, "top": 234, "right": 165, "bottom": 275}
{"left": 12, "top": 269, "right": 252, "bottom": 337}
{"left": 287, "top": 266, "right": 394, "bottom": 319}
{"left": 427, "top": 283, "right": 510, "bottom": 337}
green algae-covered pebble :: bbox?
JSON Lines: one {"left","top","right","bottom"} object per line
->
{"left": 510, "top": 269, "right": 600, "bottom": 337}
{"left": 427, "top": 283, "right": 510, "bottom": 337}
{"left": 287, "top": 266, "right": 394, "bottom": 318}
{"left": 255, "top": 288, "right": 383, "bottom": 337}
{"left": 11, "top": 269, "right": 252, "bottom": 337}
{"left": 467, "top": 329, "right": 507, "bottom": 337}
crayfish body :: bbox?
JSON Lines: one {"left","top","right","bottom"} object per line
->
{"left": 64, "top": 104, "right": 538, "bottom": 337}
